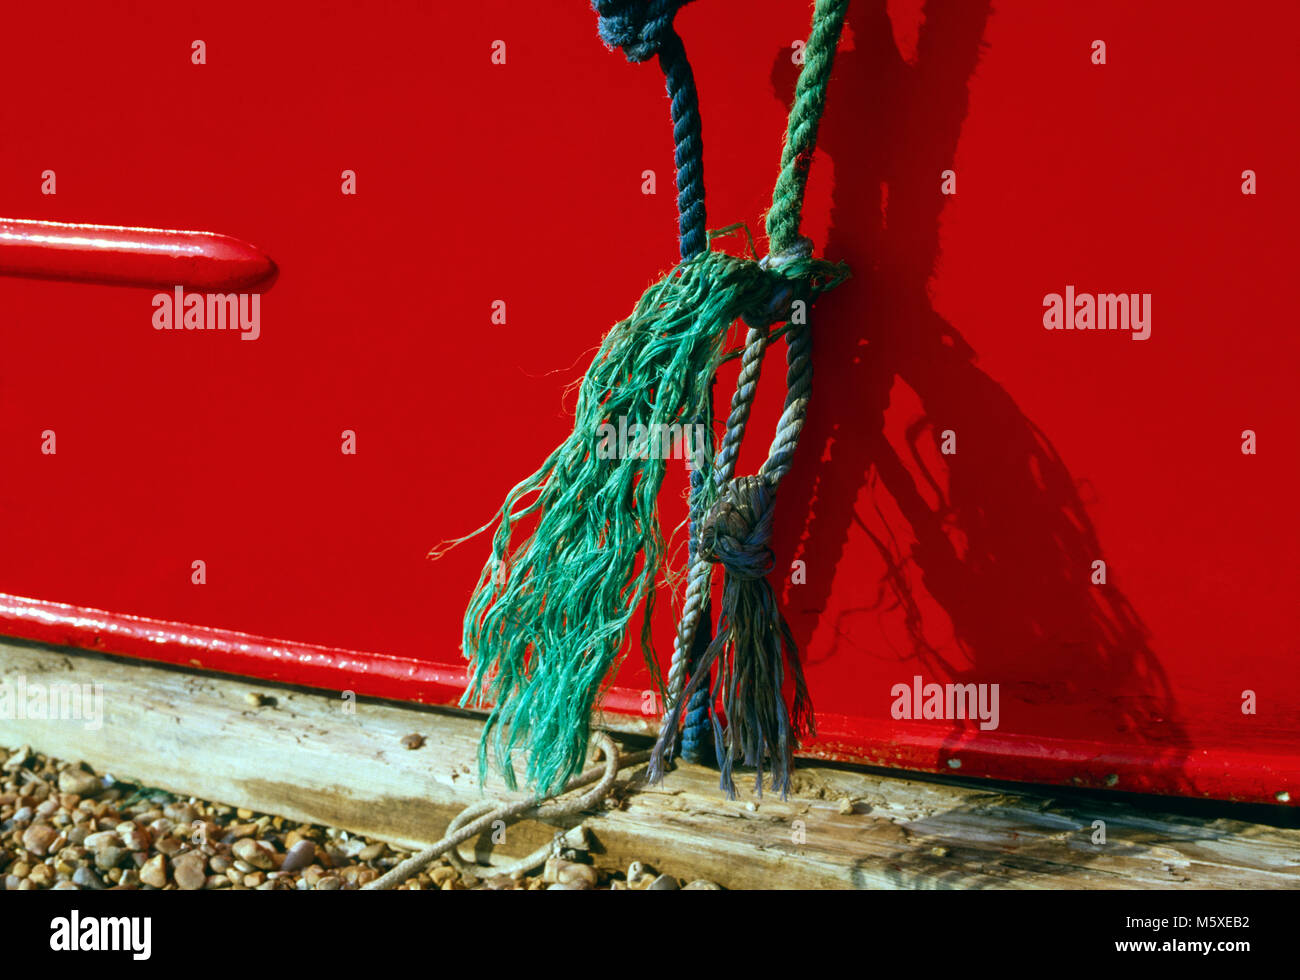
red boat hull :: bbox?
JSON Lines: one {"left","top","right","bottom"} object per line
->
{"left": 0, "top": 1, "right": 1296, "bottom": 804}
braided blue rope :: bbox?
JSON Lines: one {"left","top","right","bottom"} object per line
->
{"left": 680, "top": 408, "right": 714, "bottom": 764}
{"left": 592, "top": 0, "right": 713, "bottom": 763}
{"left": 592, "top": 0, "right": 705, "bottom": 260}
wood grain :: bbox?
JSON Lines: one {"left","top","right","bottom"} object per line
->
{"left": 1, "top": 638, "right": 1297, "bottom": 889}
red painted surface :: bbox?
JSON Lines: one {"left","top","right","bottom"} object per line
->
{"left": 0, "top": 1, "right": 1296, "bottom": 803}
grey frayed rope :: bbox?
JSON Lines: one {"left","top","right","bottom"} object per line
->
{"left": 650, "top": 238, "right": 820, "bottom": 798}
{"left": 363, "top": 732, "right": 649, "bottom": 890}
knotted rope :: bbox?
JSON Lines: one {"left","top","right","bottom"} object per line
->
{"left": 445, "top": 0, "right": 849, "bottom": 799}
{"left": 650, "top": 0, "right": 849, "bottom": 798}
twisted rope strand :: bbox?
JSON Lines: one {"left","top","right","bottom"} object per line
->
{"left": 652, "top": 0, "right": 850, "bottom": 795}
{"left": 592, "top": 1, "right": 716, "bottom": 762}
{"left": 661, "top": 29, "right": 708, "bottom": 260}
{"left": 593, "top": 0, "right": 705, "bottom": 260}
{"left": 365, "top": 733, "right": 647, "bottom": 890}
{"left": 653, "top": 320, "right": 772, "bottom": 776}
{"left": 766, "top": 0, "right": 849, "bottom": 255}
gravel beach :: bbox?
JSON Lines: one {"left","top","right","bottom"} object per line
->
{"left": 0, "top": 744, "right": 718, "bottom": 891}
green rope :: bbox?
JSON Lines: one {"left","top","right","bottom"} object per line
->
{"left": 456, "top": 249, "right": 843, "bottom": 796}
{"left": 766, "top": 0, "right": 849, "bottom": 255}
{"left": 450, "top": 0, "right": 851, "bottom": 798}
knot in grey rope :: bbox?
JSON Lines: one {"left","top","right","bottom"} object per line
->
{"left": 592, "top": 0, "right": 696, "bottom": 64}
{"left": 699, "top": 475, "right": 777, "bottom": 582}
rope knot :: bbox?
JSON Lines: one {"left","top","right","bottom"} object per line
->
{"left": 699, "top": 475, "right": 777, "bottom": 580}
{"left": 592, "top": 0, "right": 693, "bottom": 63}
{"left": 759, "top": 235, "right": 814, "bottom": 271}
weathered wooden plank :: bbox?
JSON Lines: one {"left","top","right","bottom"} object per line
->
{"left": 1, "top": 637, "right": 1297, "bottom": 889}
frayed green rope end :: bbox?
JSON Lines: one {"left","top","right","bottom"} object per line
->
{"left": 455, "top": 246, "right": 845, "bottom": 796}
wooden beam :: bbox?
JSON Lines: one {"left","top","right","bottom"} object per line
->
{"left": 1, "top": 637, "right": 1297, "bottom": 889}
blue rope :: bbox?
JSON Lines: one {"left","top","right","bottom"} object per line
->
{"left": 592, "top": 0, "right": 706, "bottom": 260}
{"left": 680, "top": 404, "right": 714, "bottom": 764}
{"left": 592, "top": 0, "right": 713, "bottom": 762}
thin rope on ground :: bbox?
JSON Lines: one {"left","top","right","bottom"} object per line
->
{"left": 363, "top": 732, "right": 649, "bottom": 890}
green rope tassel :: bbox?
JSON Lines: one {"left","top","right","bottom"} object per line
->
{"left": 457, "top": 248, "right": 842, "bottom": 796}
{"left": 452, "top": 0, "right": 850, "bottom": 799}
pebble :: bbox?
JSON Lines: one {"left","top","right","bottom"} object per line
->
{"left": 21, "top": 823, "right": 58, "bottom": 857}
{"left": 140, "top": 854, "right": 168, "bottom": 888}
{"left": 2, "top": 745, "right": 31, "bottom": 771}
{"left": 94, "top": 846, "right": 128, "bottom": 871}
{"left": 172, "top": 853, "right": 207, "bottom": 891}
{"left": 400, "top": 733, "right": 425, "bottom": 750}
{"left": 116, "top": 821, "right": 152, "bottom": 851}
{"left": 280, "top": 839, "right": 317, "bottom": 872}
{"left": 84, "top": 830, "right": 122, "bottom": 850}
{"left": 29, "top": 864, "right": 53, "bottom": 887}
{"left": 72, "top": 866, "right": 106, "bottom": 890}
{"left": 315, "top": 875, "right": 341, "bottom": 890}
{"left": 163, "top": 802, "right": 197, "bottom": 825}
{"left": 648, "top": 874, "right": 679, "bottom": 890}
{"left": 57, "top": 769, "right": 101, "bottom": 797}
{"left": 430, "top": 866, "right": 457, "bottom": 886}
{"left": 542, "top": 857, "right": 598, "bottom": 888}
{"left": 837, "top": 798, "right": 855, "bottom": 815}
{"left": 331, "top": 837, "right": 366, "bottom": 860}
{"left": 232, "top": 837, "right": 277, "bottom": 870}
{"left": 358, "top": 841, "right": 386, "bottom": 861}
{"left": 683, "top": 879, "right": 722, "bottom": 890}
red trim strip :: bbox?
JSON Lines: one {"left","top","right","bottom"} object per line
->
{"left": 0, "top": 218, "right": 277, "bottom": 291}
{"left": 0, "top": 593, "right": 1294, "bottom": 805}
